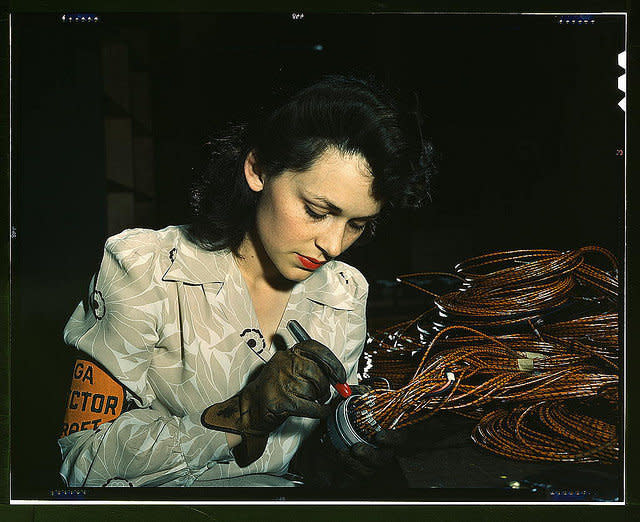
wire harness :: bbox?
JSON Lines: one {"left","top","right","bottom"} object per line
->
{"left": 354, "top": 247, "right": 620, "bottom": 463}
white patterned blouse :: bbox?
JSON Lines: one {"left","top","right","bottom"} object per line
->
{"left": 58, "top": 225, "right": 368, "bottom": 487}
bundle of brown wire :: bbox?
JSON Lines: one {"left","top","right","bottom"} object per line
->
{"left": 353, "top": 246, "right": 620, "bottom": 463}
{"left": 471, "top": 401, "right": 618, "bottom": 464}
{"left": 360, "top": 326, "right": 428, "bottom": 388}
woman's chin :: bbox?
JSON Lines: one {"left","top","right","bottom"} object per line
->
{"left": 282, "top": 266, "right": 316, "bottom": 283}
{"left": 264, "top": 263, "right": 311, "bottom": 287}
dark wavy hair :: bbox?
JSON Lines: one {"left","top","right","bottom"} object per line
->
{"left": 187, "top": 74, "right": 436, "bottom": 253}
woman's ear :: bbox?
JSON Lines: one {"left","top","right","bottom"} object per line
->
{"left": 244, "top": 151, "right": 265, "bottom": 193}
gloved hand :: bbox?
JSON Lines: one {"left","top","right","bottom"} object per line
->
{"left": 201, "top": 339, "right": 347, "bottom": 467}
{"left": 330, "top": 383, "right": 407, "bottom": 485}
{"left": 328, "top": 428, "right": 408, "bottom": 487}
{"left": 290, "top": 413, "right": 408, "bottom": 488}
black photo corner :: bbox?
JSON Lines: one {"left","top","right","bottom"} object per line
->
{"left": 8, "top": 10, "right": 628, "bottom": 506}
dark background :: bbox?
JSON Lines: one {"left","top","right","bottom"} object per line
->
{"left": 10, "top": 12, "right": 625, "bottom": 501}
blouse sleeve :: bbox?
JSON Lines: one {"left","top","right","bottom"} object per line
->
{"left": 58, "top": 230, "right": 233, "bottom": 487}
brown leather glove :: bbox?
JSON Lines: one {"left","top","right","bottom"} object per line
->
{"left": 201, "top": 339, "right": 347, "bottom": 467}
{"left": 290, "top": 422, "right": 408, "bottom": 488}
{"left": 335, "top": 429, "right": 408, "bottom": 486}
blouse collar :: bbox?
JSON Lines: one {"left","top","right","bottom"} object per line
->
{"left": 161, "top": 227, "right": 360, "bottom": 311}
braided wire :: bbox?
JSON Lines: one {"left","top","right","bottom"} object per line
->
{"left": 354, "top": 246, "right": 620, "bottom": 463}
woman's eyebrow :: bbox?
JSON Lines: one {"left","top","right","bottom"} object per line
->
{"left": 308, "top": 195, "right": 379, "bottom": 220}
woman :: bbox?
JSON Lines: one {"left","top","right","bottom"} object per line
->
{"left": 58, "top": 74, "right": 433, "bottom": 487}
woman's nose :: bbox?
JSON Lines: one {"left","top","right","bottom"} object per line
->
{"left": 315, "top": 222, "right": 347, "bottom": 260}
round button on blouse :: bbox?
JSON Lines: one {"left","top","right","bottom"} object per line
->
{"left": 91, "top": 289, "right": 106, "bottom": 320}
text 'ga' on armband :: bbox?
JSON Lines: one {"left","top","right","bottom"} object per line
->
{"left": 60, "top": 357, "right": 130, "bottom": 438}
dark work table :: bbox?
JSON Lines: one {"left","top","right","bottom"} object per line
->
{"left": 397, "top": 413, "right": 620, "bottom": 501}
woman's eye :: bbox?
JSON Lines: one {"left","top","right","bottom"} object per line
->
{"left": 304, "top": 203, "right": 368, "bottom": 233}
{"left": 304, "top": 205, "right": 327, "bottom": 220}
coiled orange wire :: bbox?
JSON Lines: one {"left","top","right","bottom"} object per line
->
{"left": 354, "top": 247, "right": 620, "bottom": 463}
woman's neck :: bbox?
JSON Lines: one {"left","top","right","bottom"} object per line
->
{"left": 234, "top": 229, "right": 294, "bottom": 292}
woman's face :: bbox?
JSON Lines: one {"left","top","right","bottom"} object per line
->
{"left": 247, "top": 147, "right": 382, "bottom": 283}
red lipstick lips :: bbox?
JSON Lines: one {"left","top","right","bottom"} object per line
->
{"left": 297, "top": 254, "right": 325, "bottom": 270}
